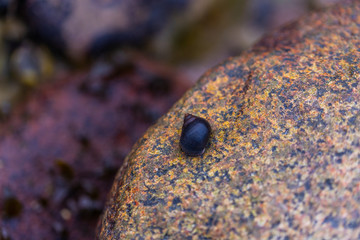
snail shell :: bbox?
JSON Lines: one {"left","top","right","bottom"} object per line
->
{"left": 180, "top": 114, "right": 211, "bottom": 156}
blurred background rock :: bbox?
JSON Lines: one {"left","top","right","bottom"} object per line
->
{"left": 0, "top": 0, "right": 341, "bottom": 118}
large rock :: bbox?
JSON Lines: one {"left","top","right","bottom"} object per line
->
{"left": 98, "top": 1, "right": 360, "bottom": 239}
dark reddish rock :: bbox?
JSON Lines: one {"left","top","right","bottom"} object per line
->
{"left": 0, "top": 225, "right": 11, "bottom": 240}
{"left": 18, "top": 0, "right": 189, "bottom": 61}
{"left": 0, "top": 55, "right": 189, "bottom": 240}
{"left": 98, "top": 1, "right": 360, "bottom": 239}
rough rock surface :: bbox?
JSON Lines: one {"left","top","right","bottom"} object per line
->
{"left": 0, "top": 56, "right": 189, "bottom": 240}
{"left": 98, "top": 1, "right": 360, "bottom": 239}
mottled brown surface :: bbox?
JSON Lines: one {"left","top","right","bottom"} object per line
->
{"left": 98, "top": 1, "right": 360, "bottom": 239}
{"left": 18, "top": 0, "right": 189, "bottom": 61}
{"left": 0, "top": 56, "right": 189, "bottom": 240}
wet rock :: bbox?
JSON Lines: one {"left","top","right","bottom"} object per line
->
{"left": 0, "top": 18, "right": 55, "bottom": 115}
{"left": 98, "top": 1, "right": 360, "bottom": 239}
{"left": 0, "top": 0, "right": 10, "bottom": 18}
{"left": 1, "top": 187, "right": 23, "bottom": 219}
{"left": 18, "top": 0, "right": 189, "bottom": 62}
{"left": 0, "top": 55, "right": 189, "bottom": 240}
{"left": 10, "top": 42, "right": 54, "bottom": 87}
{"left": 0, "top": 225, "right": 11, "bottom": 240}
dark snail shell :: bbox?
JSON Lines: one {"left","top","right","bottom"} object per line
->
{"left": 180, "top": 113, "right": 211, "bottom": 156}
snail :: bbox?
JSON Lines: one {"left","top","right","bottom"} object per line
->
{"left": 180, "top": 113, "right": 211, "bottom": 156}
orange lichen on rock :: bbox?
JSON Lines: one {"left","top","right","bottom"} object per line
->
{"left": 98, "top": 1, "right": 360, "bottom": 239}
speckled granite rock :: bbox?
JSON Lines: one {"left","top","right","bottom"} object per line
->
{"left": 98, "top": 1, "right": 360, "bottom": 239}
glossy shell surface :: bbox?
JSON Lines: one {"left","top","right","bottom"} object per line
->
{"left": 180, "top": 114, "right": 211, "bottom": 156}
